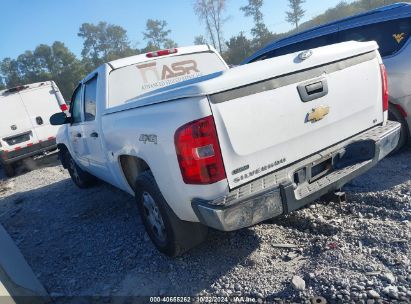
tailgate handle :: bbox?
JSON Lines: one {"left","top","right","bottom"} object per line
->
{"left": 297, "top": 77, "right": 328, "bottom": 102}
{"left": 306, "top": 82, "right": 323, "bottom": 95}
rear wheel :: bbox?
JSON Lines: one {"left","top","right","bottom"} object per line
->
{"left": 65, "top": 150, "right": 96, "bottom": 188}
{"left": 135, "top": 171, "right": 208, "bottom": 257}
{"left": 3, "top": 164, "right": 15, "bottom": 177}
{"left": 388, "top": 104, "right": 409, "bottom": 154}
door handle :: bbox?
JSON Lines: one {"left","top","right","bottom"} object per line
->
{"left": 90, "top": 132, "right": 99, "bottom": 138}
{"left": 36, "top": 116, "right": 44, "bottom": 125}
{"left": 75, "top": 133, "right": 82, "bottom": 138}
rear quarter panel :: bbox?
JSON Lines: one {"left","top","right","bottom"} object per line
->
{"left": 101, "top": 97, "right": 229, "bottom": 221}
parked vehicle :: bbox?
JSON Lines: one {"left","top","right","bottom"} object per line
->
{"left": 51, "top": 43, "right": 400, "bottom": 256}
{"left": 0, "top": 81, "right": 68, "bottom": 176}
{"left": 243, "top": 2, "right": 411, "bottom": 152}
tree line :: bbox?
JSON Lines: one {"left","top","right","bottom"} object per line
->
{"left": 0, "top": 0, "right": 408, "bottom": 99}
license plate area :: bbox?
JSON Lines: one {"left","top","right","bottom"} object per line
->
{"left": 292, "top": 140, "right": 376, "bottom": 187}
{"left": 309, "top": 157, "right": 333, "bottom": 182}
{"left": 3, "top": 132, "right": 31, "bottom": 146}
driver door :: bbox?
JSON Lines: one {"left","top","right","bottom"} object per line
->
{"left": 67, "top": 85, "right": 88, "bottom": 167}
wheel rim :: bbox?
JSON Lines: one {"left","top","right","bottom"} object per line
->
{"left": 69, "top": 157, "right": 80, "bottom": 184}
{"left": 142, "top": 191, "right": 166, "bottom": 243}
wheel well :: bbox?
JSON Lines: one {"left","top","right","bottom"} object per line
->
{"left": 388, "top": 102, "right": 411, "bottom": 146}
{"left": 57, "top": 144, "right": 69, "bottom": 168}
{"left": 119, "top": 155, "right": 150, "bottom": 191}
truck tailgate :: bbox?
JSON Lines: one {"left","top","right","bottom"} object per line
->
{"left": 210, "top": 42, "right": 384, "bottom": 189}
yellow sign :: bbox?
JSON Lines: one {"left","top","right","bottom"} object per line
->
{"left": 393, "top": 33, "right": 405, "bottom": 44}
{"left": 308, "top": 105, "right": 330, "bottom": 122}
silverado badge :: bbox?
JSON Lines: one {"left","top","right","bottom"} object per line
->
{"left": 307, "top": 105, "right": 330, "bottom": 122}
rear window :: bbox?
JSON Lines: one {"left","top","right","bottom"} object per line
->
{"left": 338, "top": 17, "right": 411, "bottom": 57}
{"left": 108, "top": 52, "right": 227, "bottom": 108}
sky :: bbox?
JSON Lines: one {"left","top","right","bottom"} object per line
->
{"left": 0, "top": 0, "right": 354, "bottom": 60}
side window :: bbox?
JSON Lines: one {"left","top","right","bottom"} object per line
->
{"left": 338, "top": 18, "right": 411, "bottom": 57}
{"left": 84, "top": 76, "right": 97, "bottom": 121}
{"left": 71, "top": 86, "right": 82, "bottom": 124}
{"left": 251, "top": 33, "right": 337, "bottom": 62}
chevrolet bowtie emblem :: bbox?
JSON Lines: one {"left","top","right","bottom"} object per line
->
{"left": 307, "top": 105, "right": 330, "bottom": 122}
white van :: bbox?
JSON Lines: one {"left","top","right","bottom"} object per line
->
{"left": 0, "top": 81, "right": 68, "bottom": 176}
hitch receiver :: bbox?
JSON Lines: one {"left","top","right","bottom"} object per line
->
{"left": 322, "top": 190, "right": 346, "bottom": 204}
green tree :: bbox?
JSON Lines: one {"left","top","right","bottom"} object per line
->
{"left": 240, "top": 0, "right": 275, "bottom": 50}
{"left": 142, "top": 19, "right": 177, "bottom": 50}
{"left": 194, "top": 0, "right": 227, "bottom": 53}
{"left": 286, "top": 0, "right": 305, "bottom": 30}
{"left": 0, "top": 58, "right": 25, "bottom": 88}
{"left": 78, "top": 21, "right": 136, "bottom": 71}
{"left": 0, "top": 42, "right": 85, "bottom": 99}
{"left": 224, "top": 32, "right": 253, "bottom": 65}
{"left": 292, "top": 0, "right": 411, "bottom": 34}
{"left": 194, "top": 35, "right": 207, "bottom": 45}
{"left": 0, "top": 76, "right": 6, "bottom": 90}
{"left": 140, "top": 42, "right": 158, "bottom": 53}
{"left": 43, "top": 42, "right": 86, "bottom": 99}
{"left": 164, "top": 39, "right": 178, "bottom": 49}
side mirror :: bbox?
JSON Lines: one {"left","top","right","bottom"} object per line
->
{"left": 50, "top": 112, "right": 72, "bottom": 125}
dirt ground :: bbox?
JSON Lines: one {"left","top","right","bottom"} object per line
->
{"left": 0, "top": 148, "right": 410, "bottom": 303}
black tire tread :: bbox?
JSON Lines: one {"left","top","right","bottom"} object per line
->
{"left": 135, "top": 171, "right": 208, "bottom": 257}
{"left": 64, "top": 150, "right": 96, "bottom": 188}
{"left": 3, "top": 164, "right": 15, "bottom": 177}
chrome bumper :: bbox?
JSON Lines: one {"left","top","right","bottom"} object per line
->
{"left": 192, "top": 121, "right": 401, "bottom": 231}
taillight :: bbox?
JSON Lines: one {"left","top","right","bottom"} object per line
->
{"left": 380, "top": 64, "right": 389, "bottom": 112}
{"left": 60, "top": 104, "right": 68, "bottom": 112}
{"left": 174, "top": 116, "right": 226, "bottom": 184}
{"left": 146, "top": 48, "right": 178, "bottom": 58}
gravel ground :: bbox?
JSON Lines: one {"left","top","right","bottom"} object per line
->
{"left": 0, "top": 148, "right": 410, "bottom": 303}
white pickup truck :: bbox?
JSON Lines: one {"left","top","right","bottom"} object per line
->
{"left": 51, "top": 43, "right": 400, "bottom": 256}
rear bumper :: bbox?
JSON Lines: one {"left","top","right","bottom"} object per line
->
{"left": 192, "top": 121, "right": 401, "bottom": 231}
{"left": 0, "top": 139, "right": 57, "bottom": 165}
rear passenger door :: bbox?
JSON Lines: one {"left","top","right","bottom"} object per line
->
{"left": 81, "top": 74, "right": 109, "bottom": 179}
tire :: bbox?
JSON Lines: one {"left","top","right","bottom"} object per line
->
{"left": 3, "top": 164, "right": 15, "bottom": 177}
{"left": 64, "top": 150, "right": 96, "bottom": 188}
{"left": 135, "top": 171, "right": 208, "bottom": 257}
{"left": 388, "top": 104, "right": 409, "bottom": 154}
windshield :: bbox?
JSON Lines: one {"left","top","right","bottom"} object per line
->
{"left": 108, "top": 51, "right": 227, "bottom": 108}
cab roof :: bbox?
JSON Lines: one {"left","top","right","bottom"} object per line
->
{"left": 108, "top": 45, "right": 213, "bottom": 70}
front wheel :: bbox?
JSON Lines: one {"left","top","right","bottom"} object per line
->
{"left": 3, "top": 163, "right": 15, "bottom": 177}
{"left": 135, "top": 171, "right": 208, "bottom": 257}
{"left": 65, "top": 150, "right": 96, "bottom": 188}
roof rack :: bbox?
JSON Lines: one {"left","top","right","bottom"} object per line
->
{"left": 3, "top": 85, "right": 29, "bottom": 95}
